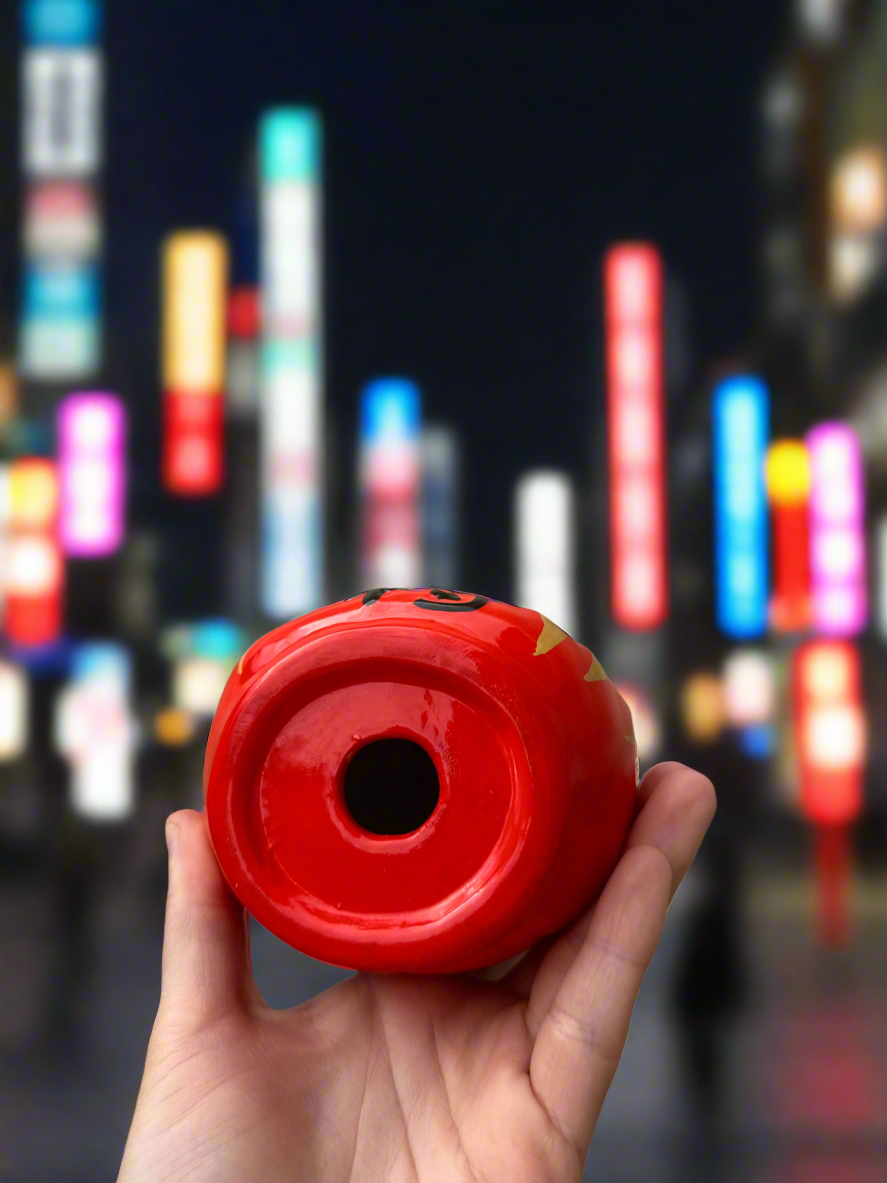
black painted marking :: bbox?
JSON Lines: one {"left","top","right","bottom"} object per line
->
{"left": 359, "top": 587, "right": 490, "bottom": 614}
{"left": 361, "top": 588, "right": 406, "bottom": 605}
{"left": 413, "top": 594, "right": 489, "bottom": 613}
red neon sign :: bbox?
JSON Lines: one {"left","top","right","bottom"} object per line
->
{"left": 793, "top": 638, "right": 865, "bottom": 945}
{"left": 162, "top": 391, "right": 223, "bottom": 495}
{"left": 605, "top": 244, "right": 667, "bottom": 630}
{"left": 161, "top": 233, "right": 227, "bottom": 496}
{"left": 793, "top": 640, "right": 864, "bottom": 825}
{"left": 227, "top": 287, "right": 260, "bottom": 341}
{"left": 767, "top": 441, "right": 811, "bottom": 633}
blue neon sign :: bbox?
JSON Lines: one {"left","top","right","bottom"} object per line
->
{"left": 260, "top": 109, "right": 321, "bottom": 183}
{"left": 23, "top": 262, "right": 99, "bottom": 320}
{"left": 72, "top": 641, "right": 130, "bottom": 688}
{"left": 713, "top": 376, "right": 769, "bottom": 638}
{"left": 360, "top": 379, "right": 421, "bottom": 446}
{"left": 738, "top": 723, "right": 774, "bottom": 761}
{"left": 23, "top": 0, "right": 100, "bottom": 46}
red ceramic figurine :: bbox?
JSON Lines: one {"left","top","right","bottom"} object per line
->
{"left": 204, "top": 588, "right": 639, "bottom": 974}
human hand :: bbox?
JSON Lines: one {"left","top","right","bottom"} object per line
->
{"left": 118, "top": 761, "right": 715, "bottom": 1182}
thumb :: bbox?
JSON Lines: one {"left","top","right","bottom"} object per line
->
{"left": 159, "top": 809, "right": 258, "bottom": 1028}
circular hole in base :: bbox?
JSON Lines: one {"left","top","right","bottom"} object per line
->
{"left": 343, "top": 738, "right": 440, "bottom": 836}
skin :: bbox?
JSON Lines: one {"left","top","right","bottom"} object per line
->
{"left": 118, "top": 761, "right": 715, "bottom": 1183}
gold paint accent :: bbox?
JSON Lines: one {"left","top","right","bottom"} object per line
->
{"left": 238, "top": 654, "right": 245, "bottom": 676}
{"left": 584, "top": 655, "right": 607, "bottom": 682}
{"left": 534, "top": 614, "right": 568, "bottom": 656}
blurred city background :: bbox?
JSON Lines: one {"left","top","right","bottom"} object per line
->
{"left": 2, "top": 0, "right": 887, "bottom": 1179}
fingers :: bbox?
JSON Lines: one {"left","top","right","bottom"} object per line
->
{"left": 506, "top": 762, "right": 716, "bottom": 1015}
{"left": 528, "top": 844, "right": 671, "bottom": 1161}
{"left": 629, "top": 762, "right": 717, "bottom": 903}
{"left": 159, "top": 810, "right": 259, "bottom": 1029}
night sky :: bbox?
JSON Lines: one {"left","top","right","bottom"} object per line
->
{"left": 12, "top": 0, "right": 791, "bottom": 601}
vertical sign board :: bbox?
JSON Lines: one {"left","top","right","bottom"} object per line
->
{"left": 20, "top": 262, "right": 100, "bottom": 379}
{"left": 359, "top": 380, "right": 422, "bottom": 589}
{"left": 259, "top": 109, "right": 323, "bottom": 617}
{"left": 162, "top": 232, "right": 227, "bottom": 495}
{"left": 20, "top": 0, "right": 103, "bottom": 381}
{"left": 766, "top": 440, "right": 811, "bottom": 632}
{"left": 793, "top": 638, "right": 865, "bottom": 943}
{"left": 55, "top": 640, "right": 136, "bottom": 821}
{"left": 23, "top": 0, "right": 101, "bottom": 46}
{"left": 515, "top": 471, "right": 577, "bottom": 638}
{"left": 713, "top": 376, "right": 769, "bottom": 639}
{"left": 5, "top": 459, "right": 64, "bottom": 646}
{"left": 21, "top": 47, "right": 101, "bottom": 176}
{"left": 807, "top": 423, "right": 866, "bottom": 636}
{"left": 58, "top": 392, "right": 124, "bottom": 555}
{"left": 604, "top": 243, "right": 667, "bottom": 630}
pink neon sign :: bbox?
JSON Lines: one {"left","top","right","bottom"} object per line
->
{"left": 58, "top": 393, "right": 126, "bottom": 557}
{"left": 807, "top": 423, "right": 866, "bottom": 636}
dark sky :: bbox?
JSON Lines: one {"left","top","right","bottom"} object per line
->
{"left": 16, "top": 0, "right": 791, "bottom": 599}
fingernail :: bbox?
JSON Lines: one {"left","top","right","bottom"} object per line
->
{"left": 166, "top": 819, "right": 180, "bottom": 857}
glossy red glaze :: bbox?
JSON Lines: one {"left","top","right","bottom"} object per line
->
{"left": 204, "top": 588, "right": 639, "bottom": 974}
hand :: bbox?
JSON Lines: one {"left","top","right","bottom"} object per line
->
{"left": 118, "top": 762, "right": 714, "bottom": 1182}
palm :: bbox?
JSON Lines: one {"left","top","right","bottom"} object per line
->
{"left": 182, "top": 976, "right": 576, "bottom": 1182}
{"left": 119, "top": 763, "right": 715, "bottom": 1183}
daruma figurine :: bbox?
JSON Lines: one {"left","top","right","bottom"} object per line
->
{"left": 204, "top": 588, "right": 639, "bottom": 974}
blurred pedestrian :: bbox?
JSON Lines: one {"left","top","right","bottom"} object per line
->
{"left": 669, "top": 673, "right": 753, "bottom": 1129}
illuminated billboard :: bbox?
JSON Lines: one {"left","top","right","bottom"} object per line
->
{"left": 55, "top": 640, "right": 136, "bottom": 821}
{"left": 20, "top": 2, "right": 103, "bottom": 384}
{"left": 259, "top": 108, "right": 323, "bottom": 617}
{"left": 604, "top": 243, "right": 667, "bottom": 630}
{"left": 807, "top": 423, "right": 866, "bottom": 636}
{"left": 5, "top": 458, "right": 63, "bottom": 647}
{"left": 793, "top": 640, "right": 864, "bottom": 825}
{"left": 766, "top": 440, "right": 811, "bottom": 632}
{"left": 515, "top": 470, "right": 576, "bottom": 637}
{"left": 359, "top": 378, "right": 421, "bottom": 590}
{"left": 20, "top": 261, "right": 99, "bottom": 378}
{"left": 161, "top": 231, "right": 228, "bottom": 496}
{"left": 58, "top": 391, "right": 124, "bottom": 556}
{"left": 22, "top": 47, "right": 102, "bottom": 176}
{"left": 713, "top": 376, "right": 769, "bottom": 639}
{"left": 23, "top": 0, "right": 100, "bottom": 46}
